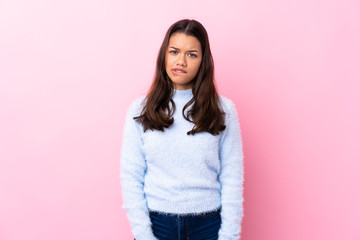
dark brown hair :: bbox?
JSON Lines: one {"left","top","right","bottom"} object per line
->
{"left": 134, "top": 19, "right": 226, "bottom": 135}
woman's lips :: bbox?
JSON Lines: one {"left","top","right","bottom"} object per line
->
{"left": 172, "top": 68, "right": 187, "bottom": 74}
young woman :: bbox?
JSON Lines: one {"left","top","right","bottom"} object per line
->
{"left": 120, "top": 19, "right": 244, "bottom": 240}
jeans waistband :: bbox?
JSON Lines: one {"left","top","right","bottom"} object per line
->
{"left": 149, "top": 206, "right": 221, "bottom": 217}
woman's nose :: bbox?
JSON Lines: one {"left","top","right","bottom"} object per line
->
{"left": 176, "top": 54, "right": 187, "bottom": 67}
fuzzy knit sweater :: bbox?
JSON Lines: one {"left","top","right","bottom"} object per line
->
{"left": 120, "top": 88, "right": 244, "bottom": 240}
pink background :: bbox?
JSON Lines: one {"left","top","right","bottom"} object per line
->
{"left": 1, "top": 0, "right": 359, "bottom": 239}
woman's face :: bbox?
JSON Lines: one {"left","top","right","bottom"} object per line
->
{"left": 165, "top": 33, "right": 202, "bottom": 90}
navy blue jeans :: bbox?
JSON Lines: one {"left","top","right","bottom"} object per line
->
{"left": 135, "top": 208, "right": 221, "bottom": 240}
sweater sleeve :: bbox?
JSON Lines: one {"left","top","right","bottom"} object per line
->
{"left": 218, "top": 98, "right": 245, "bottom": 240}
{"left": 120, "top": 98, "right": 158, "bottom": 240}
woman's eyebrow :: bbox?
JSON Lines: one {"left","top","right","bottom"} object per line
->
{"left": 169, "top": 46, "right": 199, "bottom": 52}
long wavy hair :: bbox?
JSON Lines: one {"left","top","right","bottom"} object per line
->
{"left": 134, "top": 19, "right": 226, "bottom": 136}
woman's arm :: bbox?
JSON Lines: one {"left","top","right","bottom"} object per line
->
{"left": 120, "top": 98, "right": 158, "bottom": 240}
{"left": 218, "top": 98, "right": 245, "bottom": 240}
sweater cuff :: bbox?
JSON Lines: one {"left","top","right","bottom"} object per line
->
{"left": 134, "top": 227, "right": 158, "bottom": 240}
{"left": 218, "top": 234, "right": 239, "bottom": 240}
{"left": 218, "top": 228, "right": 241, "bottom": 240}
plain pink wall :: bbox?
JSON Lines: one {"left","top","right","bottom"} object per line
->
{"left": 1, "top": 0, "right": 359, "bottom": 239}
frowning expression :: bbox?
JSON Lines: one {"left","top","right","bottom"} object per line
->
{"left": 165, "top": 33, "right": 203, "bottom": 90}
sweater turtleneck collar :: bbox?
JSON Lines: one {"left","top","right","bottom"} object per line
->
{"left": 173, "top": 88, "right": 193, "bottom": 100}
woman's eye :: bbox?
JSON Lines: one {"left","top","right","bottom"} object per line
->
{"left": 188, "top": 53, "right": 197, "bottom": 58}
{"left": 170, "top": 50, "right": 178, "bottom": 55}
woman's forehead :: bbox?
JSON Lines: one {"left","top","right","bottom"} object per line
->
{"left": 168, "top": 33, "right": 201, "bottom": 51}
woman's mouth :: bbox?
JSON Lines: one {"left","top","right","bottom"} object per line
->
{"left": 172, "top": 68, "right": 187, "bottom": 74}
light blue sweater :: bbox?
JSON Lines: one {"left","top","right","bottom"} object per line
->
{"left": 120, "top": 88, "right": 244, "bottom": 240}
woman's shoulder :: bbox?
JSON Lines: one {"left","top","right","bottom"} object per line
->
{"left": 218, "top": 95, "right": 236, "bottom": 113}
{"left": 127, "top": 95, "right": 147, "bottom": 116}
